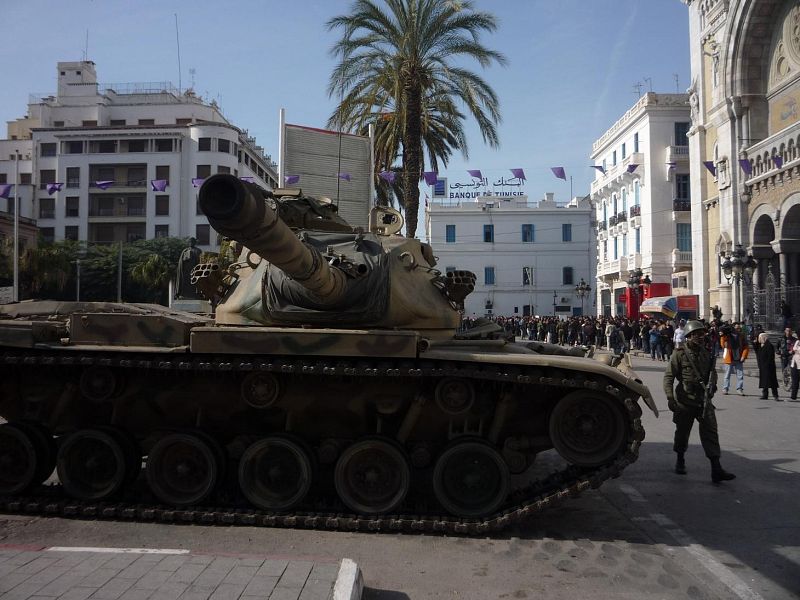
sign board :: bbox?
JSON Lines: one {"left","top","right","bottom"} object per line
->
{"left": 677, "top": 295, "right": 699, "bottom": 311}
{"left": 0, "top": 287, "right": 13, "bottom": 304}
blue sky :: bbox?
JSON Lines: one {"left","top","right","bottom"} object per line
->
{"left": 1, "top": 0, "right": 690, "bottom": 232}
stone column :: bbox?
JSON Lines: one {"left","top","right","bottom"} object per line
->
{"left": 780, "top": 252, "right": 789, "bottom": 293}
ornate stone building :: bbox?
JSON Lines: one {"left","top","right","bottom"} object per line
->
{"left": 686, "top": 0, "right": 800, "bottom": 328}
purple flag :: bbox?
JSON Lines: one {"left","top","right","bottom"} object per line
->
{"left": 150, "top": 179, "right": 168, "bottom": 192}
{"left": 702, "top": 161, "right": 717, "bottom": 176}
{"left": 467, "top": 169, "right": 482, "bottom": 179}
{"left": 738, "top": 159, "right": 752, "bottom": 175}
{"left": 666, "top": 161, "right": 677, "bottom": 169}
{"left": 626, "top": 164, "right": 639, "bottom": 173}
{"left": 284, "top": 175, "right": 300, "bottom": 185}
{"left": 46, "top": 182, "right": 63, "bottom": 195}
{"left": 338, "top": 172, "right": 351, "bottom": 181}
{"left": 239, "top": 176, "right": 255, "bottom": 183}
{"left": 379, "top": 171, "right": 396, "bottom": 183}
{"left": 590, "top": 165, "right": 606, "bottom": 175}
{"left": 773, "top": 156, "right": 783, "bottom": 169}
{"left": 510, "top": 168, "right": 526, "bottom": 180}
{"left": 551, "top": 167, "right": 566, "bottom": 180}
{"left": 0, "top": 184, "right": 12, "bottom": 199}
{"left": 95, "top": 180, "right": 114, "bottom": 190}
{"left": 423, "top": 171, "right": 438, "bottom": 186}
{"left": 192, "top": 178, "right": 205, "bottom": 188}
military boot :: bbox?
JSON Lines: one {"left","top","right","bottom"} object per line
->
{"left": 675, "top": 453, "right": 687, "bottom": 475}
{"left": 710, "top": 457, "right": 736, "bottom": 483}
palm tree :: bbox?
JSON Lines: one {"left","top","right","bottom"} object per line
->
{"left": 327, "top": 0, "right": 505, "bottom": 238}
{"left": 130, "top": 253, "right": 172, "bottom": 303}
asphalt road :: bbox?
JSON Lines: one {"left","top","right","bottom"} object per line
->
{"left": 1, "top": 353, "right": 798, "bottom": 599}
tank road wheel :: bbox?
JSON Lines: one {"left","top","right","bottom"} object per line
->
{"left": 146, "top": 433, "right": 220, "bottom": 506}
{"left": 79, "top": 366, "right": 119, "bottom": 402}
{"left": 238, "top": 437, "right": 313, "bottom": 511}
{"left": 548, "top": 391, "right": 628, "bottom": 467}
{"left": 56, "top": 429, "right": 128, "bottom": 500}
{"left": 432, "top": 440, "right": 510, "bottom": 518}
{"left": 334, "top": 439, "right": 410, "bottom": 515}
{"left": 100, "top": 427, "right": 141, "bottom": 486}
{"left": 435, "top": 377, "right": 475, "bottom": 415}
{"left": 0, "top": 423, "right": 39, "bottom": 494}
{"left": 241, "top": 372, "right": 281, "bottom": 409}
{"left": 17, "top": 422, "right": 57, "bottom": 485}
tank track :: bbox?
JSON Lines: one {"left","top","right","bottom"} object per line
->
{"left": 0, "top": 349, "right": 645, "bottom": 535}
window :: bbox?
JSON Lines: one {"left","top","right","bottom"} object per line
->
{"left": 218, "top": 139, "right": 231, "bottom": 153}
{"left": 155, "top": 195, "right": 169, "bottom": 216}
{"left": 127, "top": 197, "right": 145, "bottom": 217}
{"left": 674, "top": 122, "right": 690, "bottom": 144}
{"left": 65, "top": 141, "right": 83, "bottom": 154}
{"left": 82, "top": 120, "right": 98, "bottom": 127}
{"left": 64, "top": 226, "right": 79, "bottom": 241}
{"left": 562, "top": 223, "right": 572, "bottom": 242}
{"left": 562, "top": 267, "right": 574, "bottom": 285}
{"left": 54, "top": 121, "right": 64, "bottom": 127}
{"left": 127, "top": 167, "right": 146, "bottom": 186}
{"left": 634, "top": 132, "right": 639, "bottom": 153}
{"left": 612, "top": 150, "right": 617, "bottom": 166}
{"left": 39, "top": 227, "right": 55, "bottom": 243}
{"left": 39, "top": 198, "right": 55, "bottom": 219}
{"left": 675, "top": 174, "right": 690, "bottom": 201}
{"left": 138, "top": 119, "right": 155, "bottom": 126}
{"left": 156, "top": 165, "right": 170, "bottom": 180}
{"left": 433, "top": 178, "right": 446, "bottom": 197}
{"left": 634, "top": 180, "right": 640, "bottom": 204}
{"left": 20, "top": 173, "right": 31, "bottom": 184}
{"left": 612, "top": 194, "right": 618, "bottom": 214}
{"left": 676, "top": 223, "right": 692, "bottom": 252}
{"left": 40, "top": 143, "right": 57, "bottom": 157}
{"left": 155, "top": 224, "right": 169, "bottom": 238}
{"left": 110, "top": 119, "right": 126, "bottom": 126}
{"left": 635, "top": 228, "right": 641, "bottom": 252}
{"left": 196, "top": 198, "right": 204, "bottom": 215}
{"left": 195, "top": 224, "right": 210, "bottom": 245}
{"left": 622, "top": 233, "right": 628, "bottom": 255}
{"left": 621, "top": 142, "right": 626, "bottom": 160}
{"left": 196, "top": 165, "right": 211, "bottom": 179}
{"left": 621, "top": 188, "right": 627, "bottom": 211}
{"left": 66, "top": 167, "right": 80, "bottom": 188}
{"left": 217, "top": 165, "right": 230, "bottom": 174}
{"left": 126, "top": 224, "right": 145, "bottom": 242}
{"left": 613, "top": 237, "right": 618, "bottom": 259}
{"left": 521, "top": 223, "right": 534, "bottom": 242}
{"left": 445, "top": 224, "right": 456, "bottom": 243}
{"left": 127, "top": 140, "right": 146, "bottom": 152}
{"left": 0, "top": 174, "right": 5, "bottom": 184}
{"left": 39, "top": 169, "right": 56, "bottom": 188}
{"left": 603, "top": 240, "right": 608, "bottom": 260}
{"left": 97, "top": 140, "right": 116, "bottom": 153}
{"left": 198, "top": 137, "right": 212, "bottom": 151}
{"left": 155, "top": 139, "right": 173, "bottom": 152}
{"left": 175, "top": 118, "right": 192, "bottom": 125}
{"left": 484, "top": 266, "right": 495, "bottom": 285}
{"left": 602, "top": 158, "right": 607, "bottom": 173}
{"left": 96, "top": 167, "right": 115, "bottom": 181}
{"left": 483, "top": 224, "right": 494, "bottom": 243}
{"left": 522, "top": 267, "right": 533, "bottom": 286}
{"left": 66, "top": 196, "right": 79, "bottom": 217}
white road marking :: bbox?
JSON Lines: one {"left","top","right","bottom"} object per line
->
{"left": 618, "top": 483, "right": 648, "bottom": 502}
{"left": 46, "top": 547, "right": 190, "bottom": 554}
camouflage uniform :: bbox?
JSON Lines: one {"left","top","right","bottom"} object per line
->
{"left": 663, "top": 342, "right": 721, "bottom": 459}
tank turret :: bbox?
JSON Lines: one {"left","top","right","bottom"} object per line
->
{"left": 197, "top": 174, "right": 473, "bottom": 333}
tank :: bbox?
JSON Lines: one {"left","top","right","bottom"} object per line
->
{"left": 0, "top": 174, "right": 656, "bottom": 534}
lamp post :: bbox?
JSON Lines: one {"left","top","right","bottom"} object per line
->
{"left": 12, "top": 150, "right": 20, "bottom": 302}
{"left": 720, "top": 243, "right": 756, "bottom": 322}
{"left": 574, "top": 278, "right": 591, "bottom": 315}
{"left": 524, "top": 266, "right": 533, "bottom": 316}
{"left": 552, "top": 290, "right": 557, "bottom": 316}
{"left": 626, "top": 268, "right": 651, "bottom": 319}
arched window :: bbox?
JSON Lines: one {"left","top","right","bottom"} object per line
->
{"left": 613, "top": 193, "right": 618, "bottom": 215}
{"left": 621, "top": 188, "right": 627, "bottom": 212}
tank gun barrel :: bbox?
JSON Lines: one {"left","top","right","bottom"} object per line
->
{"left": 199, "top": 174, "right": 346, "bottom": 302}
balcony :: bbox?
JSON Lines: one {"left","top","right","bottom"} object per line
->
{"left": 89, "top": 179, "right": 147, "bottom": 189}
{"left": 616, "top": 211, "right": 627, "bottom": 222}
{"left": 629, "top": 205, "right": 640, "bottom": 217}
{"left": 608, "top": 215, "right": 618, "bottom": 227}
{"left": 597, "top": 221, "right": 607, "bottom": 231}
{"left": 672, "top": 199, "right": 691, "bottom": 211}
{"left": 671, "top": 249, "right": 692, "bottom": 269}
{"left": 666, "top": 145, "right": 689, "bottom": 165}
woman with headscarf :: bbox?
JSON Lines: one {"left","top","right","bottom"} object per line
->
{"left": 754, "top": 332, "right": 779, "bottom": 401}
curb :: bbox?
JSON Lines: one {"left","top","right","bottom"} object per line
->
{"left": 333, "top": 558, "right": 364, "bottom": 600}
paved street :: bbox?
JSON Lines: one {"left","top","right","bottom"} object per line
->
{"left": 0, "top": 352, "right": 798, "bottom": 599}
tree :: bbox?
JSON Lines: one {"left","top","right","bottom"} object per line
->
{"left": 327, "top": 0, "right": 505, "bottom": 237}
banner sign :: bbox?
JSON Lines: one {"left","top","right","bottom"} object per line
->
{"left": 442, "top": 175, "right": 526, "bottom": 199}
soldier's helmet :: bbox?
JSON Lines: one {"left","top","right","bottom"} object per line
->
{"left": 683, "top": 320, "right": 706, "bottom": 336}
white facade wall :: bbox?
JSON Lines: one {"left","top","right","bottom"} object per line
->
{"left": 426, "top": 194, "right": 596, "bottom": 317}
{"left": 2, "top": 60, "right": 277, "bottom": 250}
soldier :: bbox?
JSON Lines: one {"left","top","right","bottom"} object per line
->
{"left": 664, "top": 320, "right": 736, "bottom": 483}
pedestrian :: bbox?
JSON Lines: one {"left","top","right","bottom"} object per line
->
{"left": 649, "top": 324, "right": 663, "bottom": 361}
{"left": 664, "top": 320, "right": 736, "bottom": 482}
{"left": 673, "top": 319, "right": 686, "bottom": 350}
{"left": 791, "top": 335, "right": 800, "bottom": 401}
{"left": 605, "top": 321, "right": 616, "bottom": 352}
{"left": 754, "top": 332, "right": 780, "bottom": 401}
{"left": 720, "top": 322, "right": 749, "bottom": 395}
{"left": 780, "top": 299, "right": 792, "bottom": 329}
{"left": 778, "top": 328, "right": 795, "bottom": 371}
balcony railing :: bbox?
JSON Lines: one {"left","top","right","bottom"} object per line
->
{"left": 616, "top": 211, "right": 627, "bottom": 222}
{"left": 89, "top": 179, "right": 147, "bottom": 188}
{"left": 629, "top": 205, "right": 641, "bottom": 217}
{"left": 39, "top": 210, "right": 55, "bottom": 219}
{"left": 597, "top": 221, "right": 607, "bottom": 231}
{"left": 66, "top": 180, "right": 80, "bottom": 188}
{"left": 672, "top": 249, "right": 692, "bottom": 265}
{"left": 673, "top": 199, "right": 691, "bottom": 211}
{"left": 609, "top": 215, "right": 618, "bottom": 227}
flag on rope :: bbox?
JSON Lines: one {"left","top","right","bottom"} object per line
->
{"left": 702, "top": 161, "right": 717, "bottom": 176}
{"left": 551, "top": 167, "right": 566, "bottom": 180}
{"left": 284, "top": 175, "right": 300, "bottom": 185}
{"left": 192, "top": 178, "right": 205, "bottom": 188}
{"left": 591, "top": 165, "right": 606, "bottom": 175}
{"left": 239, "top": 176, "right": 255, "bottom": 183}
{"left": 510, "top": 168, "right": 526, "bottom": 180}
{"left": 467, "top": 169, "right": 482, "bottom": 179}
{"left": 95, "top": 180, "right": 114, "bottom": 190}
{"left": 626, "top": 164, "right": 639, "bottom": 173}
{"left": 46, "top": 182, "right": 63, "bottom": 194}
{"left": 0, "top": 184, "right": 12, "bottom": 199}
{"left": 338, "top": 172, "right": 351, "bottom": 181}
{"left": 738, "top": 159, "right": 752, "bottom": 175}
{"left": 666, "top": 161, "right": 677, "bottom": 170}
{"left": 423, "top": 171, "right": 438, "bottom": 186}
{"left": 378, "top": 171, "right": 396, "bottom": 183}
{"left": 150, "top": 179, "right": 168, "bottom": 192}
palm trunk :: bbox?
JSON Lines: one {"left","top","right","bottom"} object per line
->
{"left": 402, "top": 79, "right": 422, "bottom": 238}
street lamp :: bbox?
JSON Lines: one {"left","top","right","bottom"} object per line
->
{"left": 626, "top": 268, "right": 651, "bottom": 319}
{"left": 720, "top": 243, "right": 756, "bottom": 322}
{"left": 574, "top": 278, "right": 591, "bottom": 315}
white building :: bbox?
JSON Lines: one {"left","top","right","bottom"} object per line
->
{"left": 1, "top": 60, "right": 277, "bottom": 250}
{"left": 426, "top": 193, "right": 596, "bottom": 317}
{"left": 591, "top": 93, "right": 692, "bottom": 317}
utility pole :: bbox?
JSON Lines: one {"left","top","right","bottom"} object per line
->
{"left": 553, "top": 290, "right": 557, "bottom": 316}
{"left": 117, "top": 241, "right": 123, "bottom": 302}
{"left": 12, "top": 150, "right": 20, "bottom": 302}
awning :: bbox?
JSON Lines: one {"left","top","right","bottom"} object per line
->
{"left": 639, "top": 296, "right": 677, "bottom": 318}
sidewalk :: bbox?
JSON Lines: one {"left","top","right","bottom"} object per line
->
{"left": 0, "top": 546, "right": 362, "bottom": 600}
